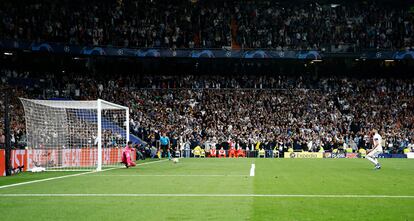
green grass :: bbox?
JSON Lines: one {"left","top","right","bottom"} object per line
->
{"left": 0, "top": 158, "right": 413, "bottom": 220}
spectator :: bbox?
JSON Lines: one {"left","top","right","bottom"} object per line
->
{"left": 0, "top": 70, "right": 413, "bottom": 155}
{"left": 0, "top": 0, "right": 412, "bottom": 50}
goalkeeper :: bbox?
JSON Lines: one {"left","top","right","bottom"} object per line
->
{"left": 122, "top": 141, "right": 136, "bottom": 168}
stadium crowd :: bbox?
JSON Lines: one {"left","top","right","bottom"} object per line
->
{"left": 1, "top": 70, "right": 414, "bottom": 155}
{"left": 1, "top": 0, "right": 413, "bottom": 50}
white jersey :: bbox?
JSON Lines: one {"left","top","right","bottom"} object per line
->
{"left": 367, "top": 133, "right": 383, "bottom": 158}
{"left": 373, "top": 133, "right": 383, "bottom": 152}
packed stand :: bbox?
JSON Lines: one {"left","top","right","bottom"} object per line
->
{"left": 0, "top": 0, "right": 413, "bottom": 50}
{"left": 0, "top": 70, "right": 413, "bottom": 156}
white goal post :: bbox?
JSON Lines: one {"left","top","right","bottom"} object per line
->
{"left": 19, "top": 98, "right": 130, "bottom": 171}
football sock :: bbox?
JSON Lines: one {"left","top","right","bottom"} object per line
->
{"left": 366, "top": 156, "right": 377, "bottom": 165}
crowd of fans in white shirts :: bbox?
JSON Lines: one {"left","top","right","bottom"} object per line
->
{"left": 0, "top": 70, "right": 413, "bottom": 155}
{"left": 1, "top": 0, "right": 413, "bottom": 50}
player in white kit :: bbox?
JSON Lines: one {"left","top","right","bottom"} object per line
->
{"left": 366, "top": 129, "right": 383, "bottom": 169}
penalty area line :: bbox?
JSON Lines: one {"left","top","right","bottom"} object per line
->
{"left": 0, "top": 193, "right": 413, "bottom": 198}
{"left": 0, "top": 160, "right": 168, "bottom": 190}
{"left": 88, "top": 174, "right": 247, "bottom": 177}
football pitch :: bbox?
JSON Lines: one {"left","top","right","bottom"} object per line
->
{"left": 0, "top": 158, "right": 413, "bottom": 221}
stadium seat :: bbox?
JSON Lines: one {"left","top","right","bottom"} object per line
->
{"left": 358, "top": 148, "right": 367, "bottom": 158}
{"left": 403, "top": 148, "right": 410, "bottom": 154}
{"left": 175, "top": 149, "right": 181, "bottom": 158}
{"left": 209, "top": 149, "right": 217, "bottom": 157}
{"left": 218, "top": 148, "right": 226, "bottom": 158}
{"left": 200, "top": 149, "right": 206, "bottom": 158}
{"left": 236, "top": 148, "right": 245, "bottom": 158}
{"left": 258, "top": 148, "right": 266, "bottom": 158}
{"left": 228, "top": 147, "right": 236, "bottom": 158}
{"left": 272, "top": 147, "right": 279, "bottom": 158}
{"left": 193, "top": 146, "right": 202, "bottom": 158}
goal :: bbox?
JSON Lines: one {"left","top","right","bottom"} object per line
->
{"left": 20, "top": 98, "right": 130, "bottom": 171}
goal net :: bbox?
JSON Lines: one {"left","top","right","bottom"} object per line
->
{"left": 20, "top": 98, "right": 130, "bottom": 171}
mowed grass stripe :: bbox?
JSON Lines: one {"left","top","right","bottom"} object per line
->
{"left": 0, "top": 159, "right": 168, "bottom": 189}
{"left": 0, "top": 193, "right": 413, "bottom": 198}
{"left": 1, "top": 159, "right": 413, "bottom": 221}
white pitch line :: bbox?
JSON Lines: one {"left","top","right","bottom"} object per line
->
{"left": 88, "top": 174, "right": 247, "bottom": 177}
{"left": 0, "top": 170, "right": 114, "bottom": 190}
{"left": 250, "top": 163, "right": 255, "bottom": 177}
{"left": 0, "top": 160, "right": 168, "bottom": 190}
{"left": 0, "top": 193, "right": 413, "bottom": 198}
{"left": 127, "top": 159, "right": 169, "bottom": 167}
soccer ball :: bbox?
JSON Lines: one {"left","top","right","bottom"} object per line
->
{"left": 172, "top": 158, "right": 179, "bottom": 163}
